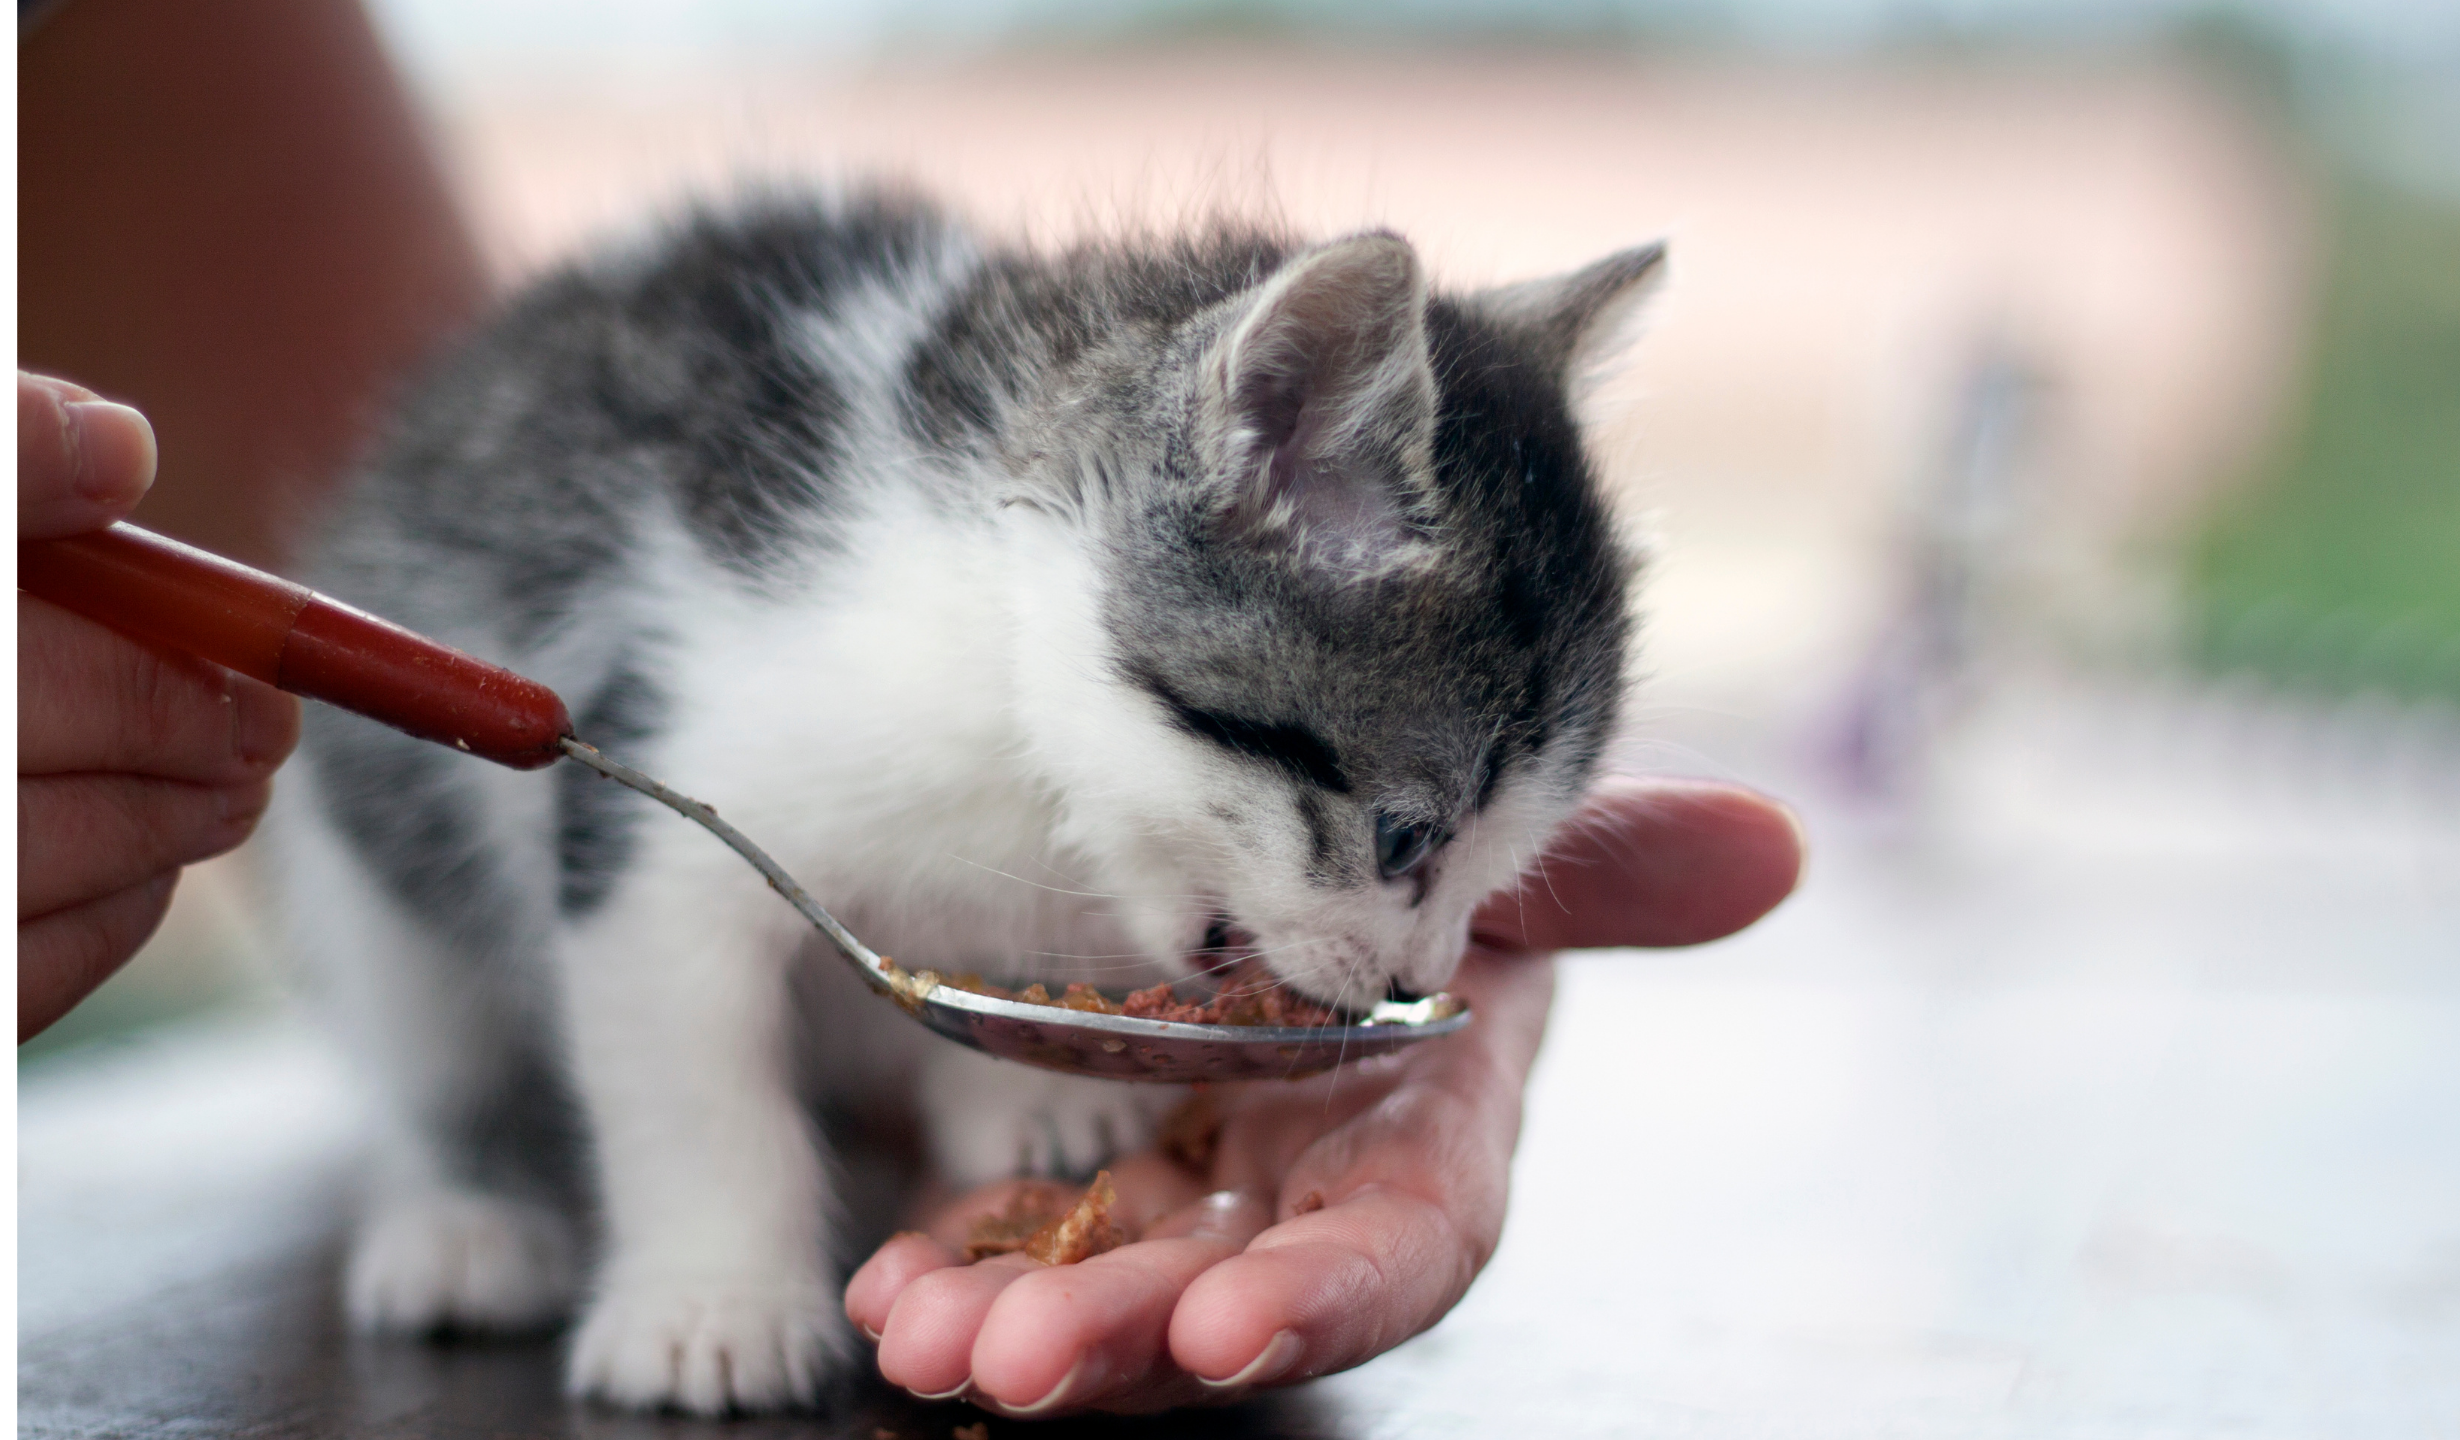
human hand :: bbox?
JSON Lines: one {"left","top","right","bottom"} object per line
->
{"left": 17, "top": 372, "right": 301, "bottom": 1040}
{"left": 844, "top": 776, "right": 1803, "bottom": 1414}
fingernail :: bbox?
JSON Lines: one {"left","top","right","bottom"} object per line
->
{"left": 63, "top": 399, "right": 158, "bottom": 502}
{"left": 858, "top": 1323, "right": 882, "bottom": 1343}
{"left": 996, "top": 1354, "right": 1092, "bottom": 1416}
{"left": 1187, "top": 1189, "right": 1265, "bottom": 1243}
{"left": 903, "top": 1379, "right": 970, "bottom": 1402}
{"left": 231, "top": 684, "right": 298, "bottom": 767}
{"left": 216, "top": 782, "right": 273, "bottom": 833}
{"left": 1197, "top": 1329, "right": 1303, "bottom": 1390}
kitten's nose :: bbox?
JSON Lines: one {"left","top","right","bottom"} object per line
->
{"left": 1384, "top": 979, "right": 1425, "bottom": 1004}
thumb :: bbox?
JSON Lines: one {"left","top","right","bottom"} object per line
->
{"left": 19, "top": 372, "right": 158, "bottom": 539}
{"left": 1472, "top": 777, "right": 1804, "bottom": 953}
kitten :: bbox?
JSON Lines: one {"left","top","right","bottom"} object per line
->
{"left": 269, "top": 186, "right": 1657, "bottom": 1413}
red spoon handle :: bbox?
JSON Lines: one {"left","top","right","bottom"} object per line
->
{"left": 19, "top": 523, "right": 574, "bottom": 770}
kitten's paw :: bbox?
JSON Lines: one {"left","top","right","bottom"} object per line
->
{"left": 347, "top": 1190, "right": 576, "bottom": 1334}
{"left": 566, "top": 1272, "right": 851, "bottom": 1414}
{"left": 925, "top": 1055, "right": 1183, "bottom": 1187}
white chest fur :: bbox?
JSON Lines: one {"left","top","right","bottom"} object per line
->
{"left": 637, "top": 484, "right": 1166, "bottom": 994}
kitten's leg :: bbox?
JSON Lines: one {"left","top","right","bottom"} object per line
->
{"left": 271, "top": 778, "right": 578, "bottom": 1334}
{"left": 920, "top": 1042, "right": 1183, "bottom": 1189}
{"left": 557, "top": 842, "right": 850, "bottom": 1414}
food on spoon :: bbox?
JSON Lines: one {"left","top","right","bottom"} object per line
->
{"left": 962, "top": 1171, "right": 1126, "bottom": 1265}
{"left": 1059, "top": 982, "right": 1125, "bottom": 1015}
{"left": 1120, "top": 964, "right": 1340, "bottom": 1027}
{"left": 939, "top": 961, "right": 1339, "bottom": 1028}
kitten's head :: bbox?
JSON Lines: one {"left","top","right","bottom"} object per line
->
{"left": 1013, "top": 230, "right": 1660, "bottom": 1010}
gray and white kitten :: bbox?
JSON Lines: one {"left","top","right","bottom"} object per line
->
{"left": 270, "top": 187, "right": 1657, "bottom": 1414}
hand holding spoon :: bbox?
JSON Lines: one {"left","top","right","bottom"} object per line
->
{"left": 19, "top": 523, "right": 1468, "bottom": 1081}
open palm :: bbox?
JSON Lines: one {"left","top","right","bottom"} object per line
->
{"left": 844, "top": 777, "right": 1803, "bottom": 1416}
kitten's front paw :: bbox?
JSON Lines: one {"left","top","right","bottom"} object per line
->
{"left": 567, "top": 1271, "right": 851, "bottom": 1414}
{"left": 347, "top": 1190, "right": 576, "bottom": 1334}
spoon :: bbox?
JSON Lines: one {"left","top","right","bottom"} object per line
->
{"left": 20, "top": 523, "right": 1470, "bottom": 1081}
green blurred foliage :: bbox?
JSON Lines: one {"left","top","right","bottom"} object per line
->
{"left": 16, "top": 894, "right": 270, "bottom": 1071}
{"left": 2191, "top": 172, "right": 2460, "bottom": 701}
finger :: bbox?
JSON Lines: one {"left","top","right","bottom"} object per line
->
{"left": 18, "top": 872, "right": 179, "bottom": 1041}
{"left": 844, "top": 1231, "right": 963, "bottom": 1343}
{"left": 1211, "top": 945, "right": 1556, "bottom": 1198}
{"left": 850, "top": 1180, "right": 1100, "bottom": 1371}
{"left": 857, "top": 1151, "right": 1207, "bottom": 1377}
{"left": 1475, "top": 776, "right": 1804, "bottom": 952}
{"left": 1169, "top": 1184, "right": 1474, "bottom": 1393}
{"left": 968, "top": 1191, "right": 1274, "bottom": 1417}
{"left": 19, "top": 598, "right": 300, "bottom": 781}
{"left": 18, "top": 773, "right": 272, "bottom": 919}
{"left": 1139, "top": 1186, "right": 1277, "bottom": 1245}
{"left": 18, "top": 372, "right": 157, "bottom": 538}
{"left": 1164, "top": 950, "right": 1554, "bottom": 1394}
{"left": 874, "top": 1254, "right": 1042, "bottom": 1400}
{"left": 860, "top": 1162, "right": 1247, "bottom": 1414}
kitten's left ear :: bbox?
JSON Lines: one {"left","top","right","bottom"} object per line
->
{"left": 1472, "top": 242, "right": 1668, "bottom": 396}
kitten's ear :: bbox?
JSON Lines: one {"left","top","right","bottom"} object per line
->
{"left": 1201, "top": 232, "right": 1436, "bottom": 569}
{"left": 1473, "top": 242, "right": 1667, "bottom": 395}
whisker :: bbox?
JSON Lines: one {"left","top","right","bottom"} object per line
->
{"left": 1526, "top": 821, "right": 1568, "bottom": 918}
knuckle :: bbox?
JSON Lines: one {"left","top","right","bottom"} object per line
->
{"left": 122, "top": 644, "right": 248, "bottom": 777}
{"left": 54, "top": 390, "right": 86, "bottom": 491}
{"left": 18, "top": 377, "right": 77, "bottom": 490}
{"left": 102, "top": 778, "right": 220, "bottom": 862}
{"left": 81, "top": 784, "right": 167, "bottom": 871}
{"left": 19, "top": 607, "right": 283, "bottom": 783}
{"left": 16, "top": 777, "right": 190, "bottom": 922}
{"left": 124, "top": 644, "right": 204, "bottom": 749}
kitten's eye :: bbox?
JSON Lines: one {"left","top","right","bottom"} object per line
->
{"left": 1374, "top": 813, "right": 1440, "bottom": 880}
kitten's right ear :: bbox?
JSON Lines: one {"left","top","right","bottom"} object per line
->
{"left": 1198, "top": 232, "right": 1437, "bottom": 572}
{"left": 1472, "top": 243, "right": 1668, "bottom": 396}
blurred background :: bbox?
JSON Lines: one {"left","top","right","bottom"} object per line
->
{"left": 23, "top": 0, "right": 2459, "bottom": 1431}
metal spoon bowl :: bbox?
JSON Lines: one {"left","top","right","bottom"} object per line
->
{"left": 875, "top": 975, "right": 1469, "bottom": 1082}
{"left": 559, "top": 738, "right": 1472, "bottom": 1082}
